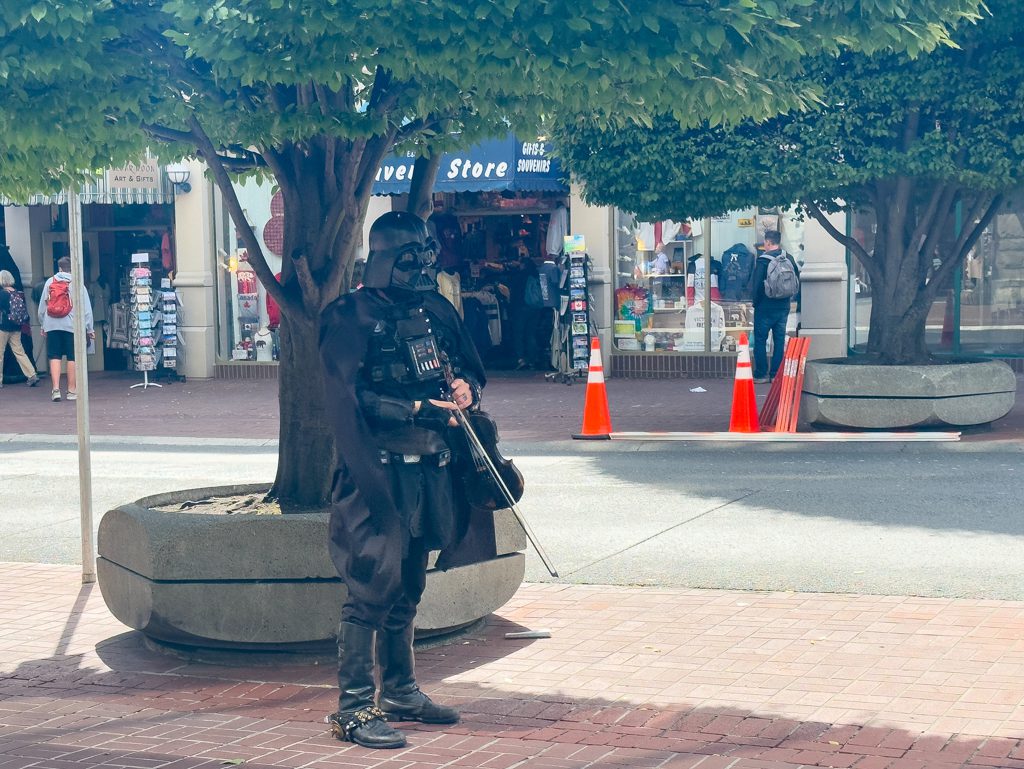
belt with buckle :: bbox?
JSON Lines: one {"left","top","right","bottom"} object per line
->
{"left": 379, "top": 449, "right": 450, "bottom": 467}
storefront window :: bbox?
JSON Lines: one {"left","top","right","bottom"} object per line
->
{"left": 959, "top": 203, "right": 1024, "bottom": 356}
{"left": 847, "top": 210, "right": 874, "bottom": 350}
{"left": 847, "top": 207, "right": 1024, "bottom": 357}
{"left": 613, "top": 207, "right": 802, "bottom": 354}
{"left": 215, "top": 178, "right": 282, "bottom": 363}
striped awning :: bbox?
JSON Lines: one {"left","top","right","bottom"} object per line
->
{"left": 1, "top": 172, "right": 176, "bottom": 206}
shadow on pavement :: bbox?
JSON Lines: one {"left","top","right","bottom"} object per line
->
{"left": 2, "top": 625, "right": 1014, "bottom": 769}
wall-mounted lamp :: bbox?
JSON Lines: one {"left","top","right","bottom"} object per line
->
{"left": 165, "top": 162, "right": 192, "bottom": 194}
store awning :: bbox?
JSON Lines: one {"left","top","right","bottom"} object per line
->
{"left": 373, "top": 135, "right": 568, "bottom": 196}
{"left": 1, "top": 168, "right": 176, "bottom": 206}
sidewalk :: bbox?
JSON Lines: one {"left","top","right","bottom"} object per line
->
{"left": 3, "top": 562, "right": 1024, "bottom": 769}
{"left": 2, "top": 370, "right": 1023, "bottom": 442}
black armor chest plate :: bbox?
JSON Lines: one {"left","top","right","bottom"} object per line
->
{"left": 364, "top": 302, "right": 450, "bottom": 399}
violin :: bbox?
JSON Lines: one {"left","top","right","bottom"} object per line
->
{"left": 438, "top": 354, "right": 558, "bottom": 577}
{"left": 438, "top": 356, "right": 524, "bottom": 511}
{"left": 447, "top": 408, "right": 525, "bottom": 511}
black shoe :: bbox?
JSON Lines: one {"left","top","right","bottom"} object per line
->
{"left": 379, "top": 690, "right": 460, "bottom": 725}
{"left": 328, "top": 708, "right": 406, "bottom": 749}
{"left": 377, "top": 624, "right": 460, "bottom": 725}
{"left": 332, "top": 622, "right": 407, "bottom": 749}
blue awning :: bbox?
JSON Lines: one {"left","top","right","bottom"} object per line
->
{"left": 373, "top": 135, "right": 568, "bottom": 196}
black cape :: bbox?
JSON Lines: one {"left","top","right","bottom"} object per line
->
{"left": 319, "top": 289, "right": 490, "bottom": 565}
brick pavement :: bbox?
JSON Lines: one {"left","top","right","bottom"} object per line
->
{"left": 3, "top": 562, "right": 1024, "bottom": 769}
{"left": 1, "top": 371, "right": 1022, "bottom": 443}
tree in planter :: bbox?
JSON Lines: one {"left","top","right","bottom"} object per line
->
{"left": 557, "top": 0, "right": 1024, "bottom": 365}
{"left": 0, "top": 0, "right": 985, "bottom": 507}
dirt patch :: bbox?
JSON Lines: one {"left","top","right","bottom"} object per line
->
{"left": 152, "top": 492, "right": 284, "bottom": 516}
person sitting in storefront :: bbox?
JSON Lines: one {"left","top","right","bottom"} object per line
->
{"left": 652, "top": 243, "right": 670, "bottom": 275}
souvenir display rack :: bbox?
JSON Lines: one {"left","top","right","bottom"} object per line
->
{"left": 546, "top": 236, "right": 592, "bottom": 384}
{"left": 159, "top": 278, "right": 181, "bottom": 375}
{"left": 128, "top": 252, "right": 161, "bottom": 390}
{"left": 567, "top": 250, "right": 592, "bottom": 372}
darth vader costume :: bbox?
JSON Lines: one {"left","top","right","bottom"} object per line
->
{"left": 319, "top": 211, "right": 490, "bottom": 749}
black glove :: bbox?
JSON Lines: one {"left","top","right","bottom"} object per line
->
{"left": 415, "top": 401, "right": 455, "bottom": 431}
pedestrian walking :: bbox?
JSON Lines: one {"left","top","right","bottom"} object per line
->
{"left": 0, "top": 270, "right": 39, "bottom": 388}
{"left": 319, "top": 211, "right": 492, "bottom": 749}
{"left": 751, "top": 229, "right": 800, "bottom": 383}
{"left": 38, "top": 257, "right": 93, "bottom": 402}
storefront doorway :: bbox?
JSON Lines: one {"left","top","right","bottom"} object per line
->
{"left": 40, "top": 202, "right": 176, "bottom": 371}
{"left": 374, "top": 135, "right": 570, "bottom": 372}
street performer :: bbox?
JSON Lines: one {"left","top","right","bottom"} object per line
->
{"left": 319, "top": 211, "right": 488, "bottom": 749}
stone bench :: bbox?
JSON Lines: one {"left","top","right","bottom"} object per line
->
{"left": 97, "top": 484, "right": 526, "bottom": 652}
{"left": 801, "top": 359, "right": 1016, "bottom": 428}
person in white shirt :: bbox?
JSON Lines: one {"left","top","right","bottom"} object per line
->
{"left": 37, "top": 257, "right": 94, "bottom": 402}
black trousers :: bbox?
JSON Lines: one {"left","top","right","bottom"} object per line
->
{"left": 342, "top": 546, "right": 428, "bottom": 632}
{"left": 329, "top": 461, "right": 452, "bottom": 631}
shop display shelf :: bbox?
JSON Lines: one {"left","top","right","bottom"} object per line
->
{"left": 452, "top": 207, "right": 558, "bottom": 217}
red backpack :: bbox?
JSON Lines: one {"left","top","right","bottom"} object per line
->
{"left": 46, "top": 280, "right": 73, "bottom": 318}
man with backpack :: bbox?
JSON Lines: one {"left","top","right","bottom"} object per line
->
{"left": 38, "top": 257, "right": 94, "bottom": 402}
{"left": 751, "top": 229, "right": 800, "bottom": 383}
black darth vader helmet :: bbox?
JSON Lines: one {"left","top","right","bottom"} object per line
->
{"left": 362, "top": 211, "right": 439, "bottom": 292}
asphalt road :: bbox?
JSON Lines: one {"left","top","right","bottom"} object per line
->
{"left": 2, "top": 435, "right": 1022, "bottom": 599}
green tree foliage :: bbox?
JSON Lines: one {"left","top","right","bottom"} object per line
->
{"left": 0, "top": 0, "right": 985, "bottom": 506}
{"left": 559, "top": 2, "right": 1024, "bottom": 365}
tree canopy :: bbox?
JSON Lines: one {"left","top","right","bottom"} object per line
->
{"left": 0, "top": 0, "right": 986, "bottom": 199}
{"left": 557, "top": 1, "right": 1024, "bottom": 363}
{"left": 0, "top": 0, "right": 990, "bottom": 505}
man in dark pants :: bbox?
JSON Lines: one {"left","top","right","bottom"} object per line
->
{"left": 751, "top": 229, "right": 799, "bottom": 383}
{"left": 319, "top": 211, "right": 488, "bottom": 749}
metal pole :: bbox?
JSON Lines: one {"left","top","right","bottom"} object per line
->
{"left": 67, "top": 189, "right": 96, "bottom": 584}
{"left": 704, "top": 217, "right": 712, "bottom": 352}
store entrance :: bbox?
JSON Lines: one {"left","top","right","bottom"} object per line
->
{"left": 419, "top": 191, "right": 568, "bottom": 373}
{"left": 40, "top": 202, "right": 175, "bottom": 371}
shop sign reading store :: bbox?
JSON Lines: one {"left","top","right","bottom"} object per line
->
{"left": 105, "top": 159, "right": 161, "bottom": 191}
{"left": 372, "top": 135, "right": 567, "bottom": 195}
{"left": 375, "top": 156, "right": 511, "bottom": 183}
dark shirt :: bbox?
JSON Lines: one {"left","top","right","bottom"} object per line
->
{"left": 538, "top": 260, "right": 561, "bottom": 308}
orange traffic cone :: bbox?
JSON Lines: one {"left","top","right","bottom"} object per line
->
{"left": 729, "top": 332, "right": 760, "bottom": 433}
{"left": 572, "top": 337, "right": 613, "bottom": 440}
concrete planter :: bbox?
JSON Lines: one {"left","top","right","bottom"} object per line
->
{"left": 97, "top": 484, "right": 526, "bottom": 652}
{"left": 801, "top": 358, "right": 1017, "bottom": 429}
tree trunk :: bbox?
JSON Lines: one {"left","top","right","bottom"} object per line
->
{"left": 271, "top": 311, "right": 336, "bottom": 511}
{"left": 865, "top": 283, "right": 931, "bottom": 363}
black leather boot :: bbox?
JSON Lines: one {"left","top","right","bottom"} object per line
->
{"left": 328, "top": 622, "right": 407, "bottom": 749}
{"left": 377, "top": 624, "right": 460, "bottom": 724}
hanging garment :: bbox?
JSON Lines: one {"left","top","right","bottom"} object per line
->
{"left": 461, "top": 289, "right": 501, "bottom": 346}
{"left": 546, "top": 205, "right": 569, "bottom": 257}
{"left": 161, "top": 231, "right": 174, "bottom": 271}
{"left": 461, "top": 297, "right": 493, "bottom": 354}
{"left": 437, "top": 270, "right": 463, "bottom": 317}
{"left": 685, "top": 256, "right": 723, "bottom": 306}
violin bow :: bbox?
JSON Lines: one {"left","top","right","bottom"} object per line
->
{"left": 440, "top": 354, "right": 560, "bottom": 578}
